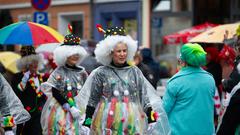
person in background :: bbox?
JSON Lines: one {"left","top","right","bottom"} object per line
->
{"left": 163, "top": 43, "right": 215, "bottom": 135}
{"left": 80, "top": 40, "right": 102, "bottom": 75}
{"left": 205, "top": 46, "right": 222, "bottom": 94}
{"left": 38, "top": 52, "right": 57, "bottom": 79}
{"left": 133, "top": 51, "right": 155, "bottom": 87}
{"left": 0, "top": 73, "right": 30, "bottom": 135}
{"left": 218, "top": 45, "right": 236, "bottom": 105}
{"left": 11, "top": 46, "right": 47, "bottom": 135}
{"left": 204, "top": 46, "right": 222, "bottom": 127}
{"left": 78, "top": 26, "right": 170, "bottom": 134}
{"left": 217, "top": 28, "right": 240, "bottom": 134}
{"left": 40, "top": 29, "right": 88, "bottom": 134}
{"left": 140, "top": 48, "right": 161, "bottom": 88}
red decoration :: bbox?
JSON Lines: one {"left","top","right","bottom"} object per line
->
{"left": 68, "top": 24, "right": 73, "bottom": 34}
{"left": 153, "top": 112, "right": 159, "bottom": 121}
{"left": 10, "top": 118, "right": 14, "bottom": 124}
{"left": 67, "top": 92, "right": 72, "bottom": 98}
{"left": 163, "top": 22, "right": 218, "bottom": 45}
{"left": 26, "top": 106, "right": 31, "bottom": 111}
{"left": 96, "top": 24, "right": 105, "bottom": 33}
{"left": 29, "top": 79, "right": 34, "bottom": 84}
{"left": 121, "top": 118, "right": 125, "bottom": 123}
{"left": 38, "top": 106, "right": 43, "bottom": 111}
{"left": 219, "top": 45, "right": 236, "bottom": 67}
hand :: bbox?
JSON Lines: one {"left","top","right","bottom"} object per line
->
{"left": 147, "top": 122, "right": 157, "bottom": 134}
{"left": 69, "top": 106, "right": 80, "bottom": 119}
{"left": 224, "top": 30, "right": 229, "bottom": 40}
{"left": 62, "top": 103, "right": 71, "bottom": 111}
{"left": 5, "top": 130, "right": 14, "bottom": 135}
{"left": 22, "top": 71, "right": 30, "bottom": 83}
{"left": 80, "top": 126, "right": 90, "bottom": 135}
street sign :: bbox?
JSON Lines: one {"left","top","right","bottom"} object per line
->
{"left": 31, "top": 0, "right": 51, "bottom": 11}
{"left": 33, "top": 12, "right": 48, "bottom": 25}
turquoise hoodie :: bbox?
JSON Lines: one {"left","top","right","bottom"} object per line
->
{"left": 163, "top": 66, "right": 215, "bottom": 135}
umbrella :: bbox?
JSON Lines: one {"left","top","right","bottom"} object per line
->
{"left": 190, "top": 22, "right": 240, "bottom": 43}
{"left": 36, "top": 43, "right": 60, "bottom": 53}
{"left": 163, "top": 22, "right": 218, "bottom": 45}
{"left": 0, "top": 51, "right": 21, "bottom": 73}
{"left": 0, "top": 21, "right": 64, "bottom": 46}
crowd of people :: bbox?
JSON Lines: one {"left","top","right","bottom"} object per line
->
{"left": 0, "top": 24, "right": 240, "bottom": 135}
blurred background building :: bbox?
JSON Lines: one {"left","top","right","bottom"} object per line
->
{"left": 0, "top": 0, "right": 240, "bottom": 71}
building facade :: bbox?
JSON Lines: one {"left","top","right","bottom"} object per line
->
{"left": 0, "top": 0, "right": 143, "bottom": 51}
{"left": 93, "top": 0, "right": 141, "bottom": 42}
{"left": 0, "top": 0, "right": 91, "bottom": 51}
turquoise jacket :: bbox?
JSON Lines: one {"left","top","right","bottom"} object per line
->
{"left": 163, "top": 66, "right": 215, "bottom": 135}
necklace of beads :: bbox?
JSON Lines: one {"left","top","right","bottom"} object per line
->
{"left": 29, "top": 74, "right": 44, "bottom": 97}
{"left": 26, "top": 74, "right": 44, "bottom": 112}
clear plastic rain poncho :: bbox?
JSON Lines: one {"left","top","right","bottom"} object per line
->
{"left": 76, "top": 65, "right": 171, "bottom": 135}
{"left": 41, "top": 66, "right": 88, "bottom": 134}
{"left": 0, "top": 74, "right": 30, "bottom": 125}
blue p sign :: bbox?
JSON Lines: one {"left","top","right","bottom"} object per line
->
{"left": 33, "top": 12, "right": 48, "bottom": 25}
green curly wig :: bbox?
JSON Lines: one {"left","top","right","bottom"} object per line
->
{"left": 180, "top": 43, "right": 207, "bottom": 67}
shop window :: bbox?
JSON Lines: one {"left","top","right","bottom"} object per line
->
{"left": 71, "top": 20, "right": 83, "bottom": 38}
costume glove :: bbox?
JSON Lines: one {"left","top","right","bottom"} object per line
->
{"left": 62, "top": 103, "right": 71, "bottom": 111}
{"left": 22, "top": 71, "right": 30, "bottom": 84}
{"left": 4, "top": 130, "right": 14, "bottom": 135}
{"left": 80, "top": 125, "right": 90, "bottom": 135}
{"left": 69, "top": 106, "right": 80, "bottom": 119}
{"left": 82, "top": 105, "right": 95, "bottom": 128}
{"left": 147, "top": 122, "right": 157, "bottom": 134}
{"left": 146, "top": 107, "right": 158, "bottom": 123}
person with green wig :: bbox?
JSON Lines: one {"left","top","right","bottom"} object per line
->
{"left": 163, "top": 43, "right": 216, "bottom": 135}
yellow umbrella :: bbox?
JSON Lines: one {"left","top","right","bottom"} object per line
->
{"left": 190, "top": 22, "right": 240, "bottom": 43}
{"left": 0, "top": 51, "right": 21, "bottom": 73}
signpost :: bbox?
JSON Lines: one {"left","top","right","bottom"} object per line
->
{"left": 31, "top": 0, "right": 51, "bottom": 25}
{"left": 31, "top": 0, "right": 51, "bottom": 11}
{"left": 33, "top": 12, "right": 48, "bottom": 25}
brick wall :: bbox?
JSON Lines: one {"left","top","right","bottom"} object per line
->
{"left": 1, "top": 2, "right": 91, "bottom": 39}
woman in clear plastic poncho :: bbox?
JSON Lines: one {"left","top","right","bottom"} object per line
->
{"left": 0, "top": 73, "right": 30, "bottom": 135}
{"left": 77, "top": 26, "right": 171, "bottom": 135}
{"left": 40, "top": 32, "right": 88, "bottom": 134}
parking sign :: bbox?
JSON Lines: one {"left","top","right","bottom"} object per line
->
{"left": 31, "top": 0, "right": 51, "bottom": 11}
{"left": 33, "top": 12, "right": 48, "bottom": 25}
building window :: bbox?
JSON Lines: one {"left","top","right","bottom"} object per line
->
{"left": 58, "top": 12, "right": 84, "bottom": 38}
{"left": 18, "top": 14, "right": 32, "bottom": 21}
{"left": 154, "top": 0, "right": 171, "bottom": 12}
{"left": 172, "top": 0, "right": 192, "bottom": 12}
{"left": 154, "top": 0, "right": 192, "bottom": 12}
{"left": 123, "top": 19, "right": 137, "bottom": 40}
{"left": 71, "top": 20, "right": 83, "bottom": 38}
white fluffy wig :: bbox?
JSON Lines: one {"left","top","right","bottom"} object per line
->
{"left": 94, "top": 35, "right": 138, "bottom": 66}
{"left": 16, "top": 54, "right": 43, "bottom": 71}
{"left": 53, "top": 45, "right": 88, "bottom": 66}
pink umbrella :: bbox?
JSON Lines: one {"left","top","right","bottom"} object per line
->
{"left": 163, "top": 22, "right": 219, "bottom": 45}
